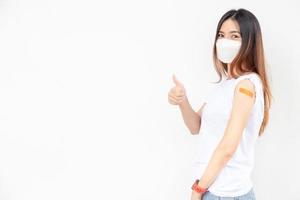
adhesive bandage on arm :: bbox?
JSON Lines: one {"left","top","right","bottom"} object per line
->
{"left": 238, "top": 87, "right": 254, "bottom": 98}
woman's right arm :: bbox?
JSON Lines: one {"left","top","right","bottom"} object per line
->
{"left": 179, "top": 99, "right": 206, "bottom": 135}
{"left": 168, "top": 74, "right": 206, "bottom": 135}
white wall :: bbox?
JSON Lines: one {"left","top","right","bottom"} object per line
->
{"left": 0, "top": 0, "right": 299, "bottom": 199}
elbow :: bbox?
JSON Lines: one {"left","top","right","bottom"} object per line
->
{"left": 190, "top": 125, "right": 201, "bottom": 135}
{"left": 219, "top": 146, "right": 236, "bottom": 159}
{"left": 190, "top": 128, "right": 199, "bottom": 135}
{"left": 190, "top": 120, "right": 201, "bottom": 135}
{"left": 217, "top": 140, "right": 238, "bottom": 159}
{"left": 224, "top": 149, "right": 235, "bottom": 159}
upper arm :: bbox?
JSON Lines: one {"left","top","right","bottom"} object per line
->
{"left": 217, "top": 79, "right": 256, "bottom": 154}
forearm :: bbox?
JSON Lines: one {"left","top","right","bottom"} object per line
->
{"left": 197, "top": 146, "right": 233, "bottom": 189}
{"left": 178, "top": 98, "right": 201, "bottom": 134}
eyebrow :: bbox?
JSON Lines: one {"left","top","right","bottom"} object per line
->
{"left": 219, "top": 30, "right": 241, "bottom": 34}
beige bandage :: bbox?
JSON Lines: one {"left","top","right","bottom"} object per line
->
{"left": 239, "top": 87, "right": 254, "bottom": 98}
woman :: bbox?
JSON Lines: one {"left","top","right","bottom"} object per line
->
{"left": 168, "top": 8, "right": 272, "bottom": 200}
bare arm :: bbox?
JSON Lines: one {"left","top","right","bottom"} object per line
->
{"left": 196, "top": 79, "right": 256, "bottom": 189}
{"left": 168, "top": 74, "right": 206, "bottom": 135}
{"left": 179, "top": 98, "right": 206, "bottom": 135}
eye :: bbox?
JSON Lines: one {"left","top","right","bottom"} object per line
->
{"left": 232, "top": 35, "right": 241, "bottom": 39}
{"left": 217, "top": 33, "right": 224, "bottom": 38}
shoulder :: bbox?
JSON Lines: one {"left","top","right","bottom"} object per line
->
{"left": 234, "top": 73, "right": 256, "bottom": 88}
{"left": 233, "top": 74, "right": 257, "bottom": 104}
{"left": 236, "top": 78, "right": 255, "bottom": 89}
{"left": 234, "top": 79, "right": 256, "bottom": 100}
{"left": 234, "top": 73, "right": 262, "bottom": 92}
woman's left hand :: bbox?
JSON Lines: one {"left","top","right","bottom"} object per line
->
{"left": 190, "top": 190, "right": 202, "bottom": 200}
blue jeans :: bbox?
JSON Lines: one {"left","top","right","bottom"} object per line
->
{"left": 202, "top": 188, "right": 256, "bottom": 200}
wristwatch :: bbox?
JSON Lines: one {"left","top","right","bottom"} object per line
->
{"left": 191, "top": 179, "right": 208, "bottom": 194}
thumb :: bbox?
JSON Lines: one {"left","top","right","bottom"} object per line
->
{"left": 172, "top": 74, "right": 183, "bottom": 87}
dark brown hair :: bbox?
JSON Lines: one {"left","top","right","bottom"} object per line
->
{"left": 212, "top": 8, "right": 273, "bottom": 136}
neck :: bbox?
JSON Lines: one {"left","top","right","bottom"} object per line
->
{"left": 226, "top": 64, "right": 233, "bottom": 79}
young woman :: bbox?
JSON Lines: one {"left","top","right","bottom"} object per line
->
{"left": 168, "top": 8, "right": 272, "bottom": 200}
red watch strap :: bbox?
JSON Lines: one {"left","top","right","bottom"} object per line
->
{"left": 191, "top": 179, "right": 208, "bottom": 194}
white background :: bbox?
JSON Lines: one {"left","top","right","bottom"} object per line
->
{"left": 0, "top": 0, "right": 299, "bottom": 199}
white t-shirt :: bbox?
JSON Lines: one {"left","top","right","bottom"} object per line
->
{"left": 191, "top": 73, "right": 264, "bottom": 197}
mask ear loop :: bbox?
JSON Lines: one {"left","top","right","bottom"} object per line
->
{"left": 238, "top": 87, "right": 254, "bottom": 98}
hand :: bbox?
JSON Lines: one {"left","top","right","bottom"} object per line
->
{"left": 190, "top": 190, "right": 202, "bottom": 200}
{"left": 168, "top": 74, "right": 187, "bottom": 106}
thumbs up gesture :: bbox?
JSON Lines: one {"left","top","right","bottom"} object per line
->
{"left": 168, "top": 74, "right": 187, "bottom": 106}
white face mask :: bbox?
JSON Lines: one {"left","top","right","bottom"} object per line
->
{"left": 216, "top": 38, "right": 241, "bottom": 63}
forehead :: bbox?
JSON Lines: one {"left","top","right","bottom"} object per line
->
{"left": 219, "top": 18, "right": 240, "bottom": 33}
